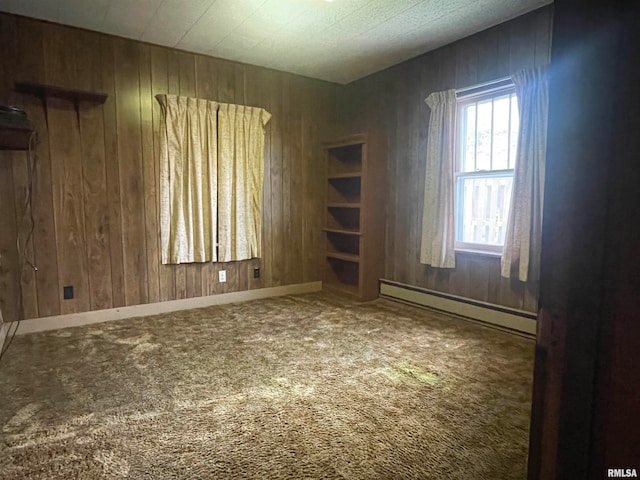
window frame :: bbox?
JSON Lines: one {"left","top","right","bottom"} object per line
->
{"left": 454, "top": 82, "right": 518, "bottom": 255}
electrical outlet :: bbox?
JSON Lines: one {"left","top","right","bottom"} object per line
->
{"left": 253, "top": 268, "right": 260, "bottom": 279}
{"left": 63, "top": 285, "right": 74, "bottom": 300}
{"left": 218, "top": 270, "right": 226, "bottom": 283}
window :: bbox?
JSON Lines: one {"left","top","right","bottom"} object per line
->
{"left": 455, "top": 85, "right": 519, "bottom": 253}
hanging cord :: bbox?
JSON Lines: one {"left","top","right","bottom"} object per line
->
{"left": 0, "top": 130, "right": 38, "bottom": 362}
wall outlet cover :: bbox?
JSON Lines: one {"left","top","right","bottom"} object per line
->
{"left": 218, "top": 270, "right": 226, "bottom": 283}
{"left": 63, "top": 285, "right": 74, "bottom": 300}
{"left": 253, "top": 268, "right": 260, "bottom": 278}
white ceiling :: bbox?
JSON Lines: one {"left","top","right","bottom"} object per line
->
{"left": 0, "top": 0, "right": 552, "bottom": 84}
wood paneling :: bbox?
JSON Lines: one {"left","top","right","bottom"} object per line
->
{"left": 0, "top": 8, "right": 551, "bottom": 321}
{"left": 0, "top": 14, "right": 334, "bottom": 322}
{"left": 333, "top": 6, "right": 553, "bottom": 312}
{"left": 528, "top": 1, "right": 640, "bottom": 477}
{"left": 100, "top": 34, "right": 126, "bottom": 309}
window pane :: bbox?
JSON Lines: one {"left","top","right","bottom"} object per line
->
{"left": 457, "top": 174, "right": 513, "bottom": 246}
{"left": 509, "top": 94, "right": 519, "bottom": 168}
{"left": 476, "top": 99, "right": 492, "bottom": 171}
{"left": 492, "top": 94, "right": 510, "bottom": 170}
{"left": 461, "top": 103, "right": 476, "bottom": 172}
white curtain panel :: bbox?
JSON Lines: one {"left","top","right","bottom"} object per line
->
{"left": 158, "top": 94, "right": 219, "bottom": 264}
{"left": 420, "top": 90, "right": 457, "bottom": 268}
{"left": 217, "top": 104, "right": 271, "bottom": 262}
{"left": 501, "top": 67, "right": 549, "bottom": 282}
{"left": 158, "top": 95, "right": 271, "bottom": 264}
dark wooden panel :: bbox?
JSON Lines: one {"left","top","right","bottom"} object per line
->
{"left": 289, "top": 76, "right": 304, "bottom": 285}
{"left": 0, "top": 154, "right": 18, "bottom": 321}
{"left": 475, "top": 27, "right": 500, "bottom": 84}
{"left": 150, "top": 46, "right": 175, "bottom": 302}
{"left": 258, "top": 68, "right": 275, "bottom": 288}
{"left": 12, "top": 150, "right": 40, "bottom": 320}
{"left": 269, "top": 73, "right": 284, "bottom": 287}
{"left": 43, "top": 24, "right": 76, "bottom": 90}
{"left": 46, "top": 97, "right": 90, "bottom": 314}
{"left": 382, "top": 85, "right": 397, "bottom": 282}
{"left": 0, "top": 12, "right": 336, "bottom": 321}
{"left": 138, "top": 44, "right": 160, "bottom": 305}
{"left": 0, "top": 18, "right": 19, "bottom": 322}
{"left": 528, "top": 1, "right": 637, "bottom": 478}
{"left": 455, "top": 38, "right": 479, "bottom": 88}
{"left": 113, "top": 38, "right": 148, "bottom": 307}
{"left": 300, "top": 78, "right": 316, "bottom": 284}
{"left": 0, "top": 16, "right": 36, "bottom": 321}
{"left": 0, "top": 14, "right": 16, "bottom": 105}
{"left": 16, "top": 17, "right": 61, "bottom": 318}
{"left": 508, "top": 15, "right": 537, "bottom": 74}
{"left": 100, "top": 35, "right": 126, "bottom": 308}
{"left": 338, "top": 5, "right": 553, "bottom": 311}
{"left": 21, "top": 94, "right": 60, "bottom": 317}
{"left": 243, "top": 64, "right": 266, "bottom": 291}
{"left": 15, "top": 17, "right": 46, "bottom": 86}
{"left": 76, "top": 30, "right": 112, "bottom": 311}
{"left": 281, "top": 75, "right": 292, "bottom": 286}
{"left": 533, "top": 6, "right": 554, "bottom": 68}
{"left": 405, "top": 62, "right": 422, "bottom": 287}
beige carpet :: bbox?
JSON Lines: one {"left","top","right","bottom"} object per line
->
{"left": 0, "top": 293, "right": 534, "bottom": 479}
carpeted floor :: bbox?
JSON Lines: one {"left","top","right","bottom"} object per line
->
{"left": 0, "top": 293, "right": 534, "bottom": 479}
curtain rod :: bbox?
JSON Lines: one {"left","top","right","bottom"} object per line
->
{"left": 456, "top": 75, "right": 513, "bottom": 98}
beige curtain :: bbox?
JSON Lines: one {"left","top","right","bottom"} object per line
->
{"left": 420, "top": 90, "right": 457, "bottom": 268}
{"left": 158, "top": 94, "right": 218, "bottom": 264}
{"left": 159, "top": 95, "right": 271, "bottom": 264}
{"left": 501, "top": 67, "right": 549, "bottom": 282}
{"left": 217, "top": 104, "right": 271, "bottom": 262}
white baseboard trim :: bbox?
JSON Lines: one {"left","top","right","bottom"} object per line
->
{"left": 0, "top": 321, "right": 8, "bottom": 351}
{"left": 13, "top": 281, "right": 322, "bottom": 335}
{"left": 379, "top": 280, "right": 537, "bottom": 336}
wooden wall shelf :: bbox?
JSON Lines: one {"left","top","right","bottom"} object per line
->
{"left": 14, "top": 81, "right": 108, "bottom": 105}
{"left": 322, "top": 228, "right": 363, "bottom": 236}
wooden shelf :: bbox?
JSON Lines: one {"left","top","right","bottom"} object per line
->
{"left": 326, "top": 252, "right": 360, "bottom": 263}
{"left": 0, "top": 124, "right": 34, "bottom": 151}
{"left": 328, "top": 172, "right": 361, "bottom": 179}
{"left": 327, "top": 203, "right": 361, "bottom": 208}
{"left": 322, "top": 133, "right": 367, "bottom": 149}
{"left": 322, "top": 228, "right": 362, "bottom": 236}
{"left": 15, "top": 81, "right": 108, "bottom": 104}
{"left": 328, "top": 175, "right": 361, "bottom": 203}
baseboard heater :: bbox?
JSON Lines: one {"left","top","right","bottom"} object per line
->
{"left": 379, "top": 279, "right": 537, "bottom": 336}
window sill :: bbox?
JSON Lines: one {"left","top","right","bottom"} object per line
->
{"left": 455, "top": 248, "right": 503, "bottom": 259}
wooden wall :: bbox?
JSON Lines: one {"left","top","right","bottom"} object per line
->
{"left": 0, "top": 14, "right": 336, "bottom": 322}
{"left": 332, "top": 6, "right": 553, "bottom": 312}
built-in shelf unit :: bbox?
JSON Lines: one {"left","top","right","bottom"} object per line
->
{"left": 322, "top": 133, "right": 385, "bottom": 301}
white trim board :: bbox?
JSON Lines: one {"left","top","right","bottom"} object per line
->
{"left": 12, "top": 282, "right": 322, "bottom": 335}
{"left": 379, "top": 280, "right": 537, "bottom": 336}
{"left": 0, "top": 317, "right": 8, "bottom": 351}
